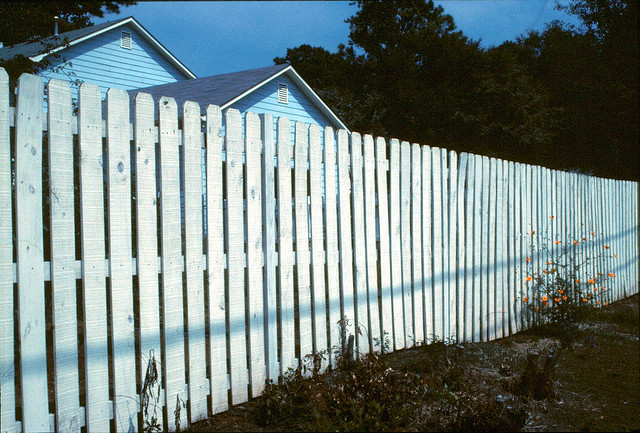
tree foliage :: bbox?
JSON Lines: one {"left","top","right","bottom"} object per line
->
{"left": 276, "top": 0, "right": 638, "bottom": 180}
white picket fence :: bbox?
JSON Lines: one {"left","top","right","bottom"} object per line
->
{"left": 0, "top": 70, "right": 638, "bottom": 432}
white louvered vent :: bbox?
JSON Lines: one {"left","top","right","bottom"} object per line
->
{"left": 278, "top": 83, "right": 288, "bottom": 104}
{"left": 121, "top": 31, "right": 132, "bottom": 49}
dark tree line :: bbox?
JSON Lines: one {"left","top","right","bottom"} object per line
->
{"left": 275, "top": 0, "right": 638, "bottom": 181}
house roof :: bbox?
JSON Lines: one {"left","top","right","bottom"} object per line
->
{"left": 130, "top": 63, "right": 349, "bottom": 132}
{"left": 0, "top": 16, "right": 196, "bottom": 79}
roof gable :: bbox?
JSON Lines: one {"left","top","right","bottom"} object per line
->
{"left": 130, "top": 64, "right": 349, "bottom": 131}
{"left": 0, "top": 16, "right": 196, "bottom": 79}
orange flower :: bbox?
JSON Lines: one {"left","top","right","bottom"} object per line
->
{"left": 573, "top": 240, "right": 579, "bottom": 245}
{"left": 575, "top": 279, "right": 580, "bottom": 284}
{"left": 608, "top": 272, "right": 616, "bottom": 278}
{"left": 551, "top": 268, "right": 557, "bottom": 273}
{"left": 531, "top": 230, "right": 536, "bottom": 235}
{"left": 542, "top": 270, "right": 549, "bottom": 274}
{"left": 582, "top": 298, "right": 588, "bottom": 302}
{"left": 557, "top": 289, "right": 564, "bottom": 294}
{"left": 604, "top": 245, "right": 610, "bottom": 249}
{"left": 546, "top": 261, "right": 552, "bottom": 265}
{"left": 598, "top": 272, "right": 604, "bottom": 276}
{"left": 594, "top": 287, "right": 598, "bottom": 291}
{"left": 542, "top": 296, "right": 548, "bottom": 302}
{"left": 604, "top": 302, "right": 608, "bottom": 306}
{"left": 526, "top": 257, "right": 531, "bottom": 263}
{"left": 544, "top": 301, "right": 549, "bottom": 307}
{"left": 588, "top": 278, "right": 595, "bottom": 285}
{"left": 613, "top": 254, "right": 618, "bottom": 259}
{"left": 596, "top": 301, "right": 600, "bottom": 305}
{"left": 582, "top": 237, "right": 587, "bottom": 241}
{"left": 523, "top": 297, "right": 528, "bottom": 303}
{"left": 591, "top": 232, "right": 595, "bottom": 236}
{"left": 526, "top": 276, "right": 533, "bottom": 282}
{"left": 554, "top": 297, "right": 560, "bottom": 302}
{"left": 550, "top": 216, "right": 555, "bottom": 219}
{"left": 535, "top": 306, "right": 539, "bottom": 311}
{"left": 555, "top": 240, "right": 561, "bottom": 245}
{"left": 562, "top": 296, "right": 568, "bottom": 300}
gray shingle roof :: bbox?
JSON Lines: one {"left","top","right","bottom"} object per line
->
{"left": 128, "top": 63, "right": 291, "bottom": 111}
{"left": 0, "top": 17, "right": 132, "bottom": 61}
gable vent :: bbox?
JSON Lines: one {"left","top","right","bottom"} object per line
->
{"left": 278, "top": 83, "right": 288, "bottom": 104}
{"left": 121, "top": 31, "right": 132, "bottom": 49}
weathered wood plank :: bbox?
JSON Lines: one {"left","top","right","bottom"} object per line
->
{"left": 15, "top": 73, "right": 50, "bottom": 432}
{"left": 456, "top": 154, "right": 467, "bottom": 342}
{"left": 363, "top": 135, "right": 381, "bottom": 351}
{"left": 440, "top": 150, "right": 450, "bottom": 340}
{"left": 337, "top": 129, "right": 356, "bottom": 348}
{"left": 245, "top": 112, "right": 266, "bottom": 395}
{"left": 472, "top": 155, "right": 483, "bottom": 341}
{"left": 431, "top": 147, "right": 444, "bottom": 341}
{"left": 495, "top": 157, "right": 505, "bottom": 339}
{"left": 224, "top": 108, "right": 248, "bottom": 404}
{"left": 106, "top": 88, "right": 137, "bottom": 432}
{"left": 411, "top": 143, "right": 424, "bottom": 344}
{"left": 0, "top": 67, "right": 15, "bottom": 433}
{"left": 448, "top": 151, "right": 458, "bottom": 341}
{"left": 158, "top": 96, "right": 188, "bottom": 430}
{"left": 507, "top": 161, "right": 517, "bottom": 335}
{"left": 487, "top": 158, "right": 497, "bottom": 341}
{"left": 47, "top": 78, "right": 81, "bottom": 432}
{"left": 309, "top": 124, "right": 328, "bottom": 363}
{"left": 351, "top": 133, "right": 370, "bottom": 354}
{"left": 400, "top": 141, "right": 413, "bottom": 346}
{"left": 324, "top": 127, "right": 341, "bottom": 363}
{"left": 182, "top": 100, "right": 208, "bottom": 419}
{"left": 376, "top": 137, "right": 393, "bottom": 351}
{"left": 78, "top": 82, "right": 111, "bottom": 432}
{"left": 421, "top": 146, "right": 434, "bottom": 342}
{"left": 389, "top": 139, "right": 404, "bottom": 349}
{"left": 260, "top": 113, "right": 278, "bottom": 382}
{"left": 294, "top": 122, "right": 313, "bottom": 363}
{"left": 134, "top": 92, "right": 163, "bottom": 428}
{"left": 463, "top": 155, "right": 475, "bottom": 342}
{"left": 277, "top": 117, "right": 296, "bottom": 374}
{"left": 480, "top": 156, "right": 490, "bottom": 340}
{"left": 513, "top": 163, "right": 522, "bottom": 332}
{"left": 205, "top": 105, "right": 229, "bottom": 414}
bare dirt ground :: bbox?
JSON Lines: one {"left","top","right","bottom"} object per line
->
{"left": 190, "top": 294, "right": 639, "bottom": 432}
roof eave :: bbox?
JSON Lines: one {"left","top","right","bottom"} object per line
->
{"left": 29, "top": 17, "right": 197, "bottom": 79}
{"left": 220, "top": 65, "right": 349, "bottom": 133}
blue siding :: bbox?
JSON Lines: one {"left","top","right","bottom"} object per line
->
{"left": 38, "top": 24, "right": 188, "bottom": 99}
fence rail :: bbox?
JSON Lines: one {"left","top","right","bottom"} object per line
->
{"left": 0, "top": 70, "right": 638, "bottom": 432}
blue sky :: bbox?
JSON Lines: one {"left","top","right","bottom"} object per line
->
{"left": 94, "top": 1, "right": 580, "bottom": 78}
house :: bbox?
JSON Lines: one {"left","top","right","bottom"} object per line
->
{"left": 129, "top": 62, "right": 349, "bottom": 133}
{"left": 0, "top": 16, "right": 195, "bottom": 99}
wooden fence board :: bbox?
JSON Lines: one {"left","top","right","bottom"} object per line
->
{"left": 440, "top": 150, "right": 450, "bottom": 340}
{"left": 309, "top": 124, "right": 328, "bottom": 363}
{"left": 337, "top": 129, "right": 356, "bottom": 347}
{"left": 48, "top": 78, "right": 81, "bottom": 432}
{"left": 324, "top": 127, "right": 341, "bottom": 363}
{"left": 224, "top": 108, "right": 248, "bottom": 404}
{"left": 421, "top": 146, "right": 434, "bottom": 342}
{"left": 105, "top": 88, "right": 137, "bottom": 432}
{"left": 464, "top": 155, "right": 475, "bottom": 342}
{"left": 158, "top": 96, "right": 188, "bottom": 431}
{"left": 134, "top": 92, "right": 164, "bottom": 428}
{"left": 480, "top": 156, "right": 490, "bottom": 340}
{"left": 448, "top": 151, "right": 458, "bottom": 341}
{"left": 411, "top": 143, "right": 424, "bottom": 344}
{"left": 0, "top": 68, "right": 15, "bottom": 433}
{"left": 431, "top": 147, "right": 444, "bottom": 341}
{"left": 495, "top": 158, "right": 505, "bottom": 339}
{"left": 245, "top": 112, "right": 266, "bottom": 396}
{"left": 260, "top": 113, "right": 278, "bottom": 382}
{"left": 276, "top": 117, "right": 296, "bottom": 374}
{"left": 487, "top": 158, "right": 497, "bottom": 341}
{"left": 400, "top": 141, "right": 413, "bottom": 346}
{"left": 15, "top": 74, "right": 50, "bottom": 431}
{"left": 472, "top": 155, "right": 483, "bottom": 341}
{"left": 182, "top": 101, "right": 208, "bottom": 419}
{"left": 507, "top": 161, "right": 517, "bottom": 335}
{"left": 456, "top": 154, "right": 467, "bottom": 342}
{"left": 364, "top": 135, "right": 381, "bottom": 350}
{"left": 389, "top": 139, "right": 404, "bottom": 349}
{"left": 351, "top": 133, "right": 370, "bottom": 354}
{"left": 376, "top": 137, "right": 393, "bottom": 351}
{"left": 78, "top": 82, "right": 111, "bottom": 432}
{"left": 294, "top": 122, "right": 313, "bottom": 363}
{"left": 205, "top": 105, "right": 229, "bottom": 414}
